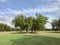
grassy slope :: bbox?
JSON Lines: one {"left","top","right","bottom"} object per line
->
{"left": 0, "top": 32, "right": 60, "bottom": 45}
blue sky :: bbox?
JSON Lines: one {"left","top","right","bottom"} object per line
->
{"left": 0, "top": 0, "right": 60, "bottom": 28}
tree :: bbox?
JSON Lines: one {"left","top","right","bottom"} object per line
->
{"left": 12, "top": 13, "right": 48, "bottom": 33}
{"left": 51, "top": 20, "right": 57, "bottom": 29}
{"left": 0, "top": 23, "right": 12, "bottom": 31}
{"left": 0, "top": 23, "right": 5, "bottom": 31}
{"left": 36, "top": 14, "right": 47, "bottom": 30}
{"left": 51, "top": 19, "right": 60, "bottom": 31}
{"left": 24, "top": 16, "right": 33, "bottom": 33}
{"left": 31, "top": 13, "right": 48, "bottom": 32}
{"left": 4, "top": 24, "right": 12, "bottom": 31}
{"left": 12, "top": 14, "right": 26, "bottom": 32}
{"left": 31, "top": 17, "right": 38, "bottom": 33}
{"left": 57, "top": 19, "right": 60, "bottom": 30}
{"left": 12, "top": 15, "right": 34, "bottom": 33}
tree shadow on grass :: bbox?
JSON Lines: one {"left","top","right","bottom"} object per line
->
{"left": 11, "top": 31, "right": 37, "bottom": 34}
{"left": 11, "top": 31, "right": 26, "bottom": 34}
{"left": 10, "top": 35, "right": 60, "bottom": 45}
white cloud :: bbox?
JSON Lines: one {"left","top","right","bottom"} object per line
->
{"left": 45, "top": 14, "right": 58, "bottom": 29}
{"left": 53, "top": 0, "right": 60, "bottom": 18}
{"left": 0, "top": 0, "right": 7, "bottom": 2}
{"left": 5, "top": 5, "right": 58, "bottom": 16}
{"left": 22, "top": 7, "right": 58, "bottom": 14}
{"left": 0, "top": 15, "right": 6, "bottom": 21}
{"left": 45, "top": 23, "right": 52, "bottom": 29}
{"left": 0, "top": 15, "right": 13, "bottom": 27}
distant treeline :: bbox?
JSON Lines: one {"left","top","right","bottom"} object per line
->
{"left": 0, "top": 23, "right": 20, "bottom": 31}
{"left": 0, "top": 13, "right": 60, "bottom": 33}
{"left": 46, "top": 29, "right": 60, "bottom": 31}
{"left": 0, "top": 23, "right": 60, "bottom": 32}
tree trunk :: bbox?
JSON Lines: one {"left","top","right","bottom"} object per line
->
{"left": 20, "top": 30, "right": 22, "bottom": 33}
{"left": 31, "top": 30, "right": 33, "bottom": 33}
{"left": 34, "top": 30, "right": 38, "bottom": 33}
{"left": 26, "top": 29, "right": 29, "bottom": 33}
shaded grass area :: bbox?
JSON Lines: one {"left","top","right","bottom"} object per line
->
{"left": 0, "top": 34, "right": 60, "bottom": 45}
{"left": 11, "top": 35, "right": 60, "bottom": 45}
{"left": 0, "top": 34, "right": 24, "bottom": 45}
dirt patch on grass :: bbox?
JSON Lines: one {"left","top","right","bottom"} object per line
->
{"left": 0, "top": 31, "right": 60, "bottom": 35}
{"left": 0, "top": 31, "right": 48, "bottom": 35}
{"left": 0, "top": 31, "right": 17, "bottom": 35}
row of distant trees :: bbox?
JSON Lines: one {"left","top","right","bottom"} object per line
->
{"left": 0, "top": 13, "right": 60, "bottom": 32}
{"left": 0, "top": 23, "right": 20, "bottom": 31}
{"left": 0, "top": 23, "right": 12, "bottom": 31}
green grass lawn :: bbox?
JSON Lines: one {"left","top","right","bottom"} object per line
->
{"left": 0, "top": 32, "right": 60, "bottom": 45}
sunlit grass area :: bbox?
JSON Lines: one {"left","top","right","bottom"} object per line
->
{"left": 0, "top": 31, "right": 60, "bottom": 45}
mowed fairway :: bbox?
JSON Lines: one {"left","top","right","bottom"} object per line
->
{"left": 0, "top": 31, "right": 60, "bottom": 45}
